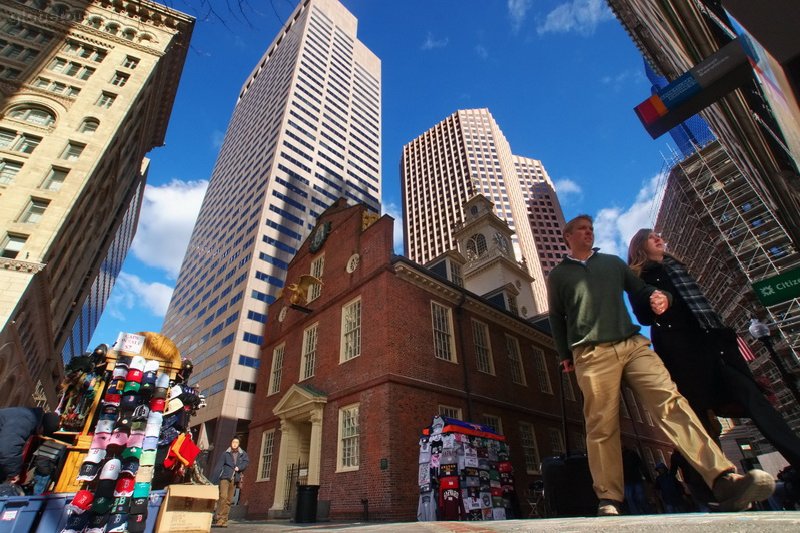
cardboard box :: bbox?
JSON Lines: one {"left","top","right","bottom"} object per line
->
{"left": 154, "top": 484, "right": 218, "bottom": 532}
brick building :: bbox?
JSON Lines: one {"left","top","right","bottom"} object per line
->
{"left": 242, "top": 198, "right": 672, "bottom": 522}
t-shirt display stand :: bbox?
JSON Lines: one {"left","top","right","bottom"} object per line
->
{"left": 417, "top": 416, "right": 517, "bottom": 521}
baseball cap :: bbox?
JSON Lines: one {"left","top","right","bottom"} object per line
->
{"left": 129, "top": 496, "right": 148, "bottom": 515}
{"left": 121, "top": 393, "right": 139, "bottom": 410}
{"left": 168, "top": 385, "right": 183, "bottom": 401}
{"left": 127, "top": 432, "right": 145, "bottom": 449}
{"left": 95, "top": 419, "right": 114, "bottom": 435}
{"left": 107, "top": 513, "right": 128, "bottom": 533}
{"left": 147, "top": 411, "right": 163, "bottom": 426}
{"left": 100, "top": 457, "right": 122, "bottom": 480}
{"left": 67, "top": 489, "right": 94, "bottom": 514}
{"left": 143, "top": 359, "right": 160, "bottom": 374}
{"left": 104, "top": 391, "right": 121, "bottom": 407}
{"left": 127, "top": 512, "right": 148, "bottom": 533}
{"left": 135, "top": 465, "right": 154, "bottom": 484}
{"left": 152, "top": 387, "right": 168, "bottom": 401}
{"left": 114, "top": 476, "right": 135, "bottom": 497}
{"left": 131, "top": 419, "right": 147, "bottom": 433}
{"left": 156, "top": 373, "right": 170, "bottom": 389}
{"left": 158, "top": 426, "right": 180, "bottom": 447}
{"left": 133, "top": 481, "right": 151, "bottom": 499}
{"left": 123, "top": 379, "right": 141, "bottom": 394}
{"left": 130, "top": 356, "right": 146, "bottom": 372}
{"left": 117, "top": 355, "right": 133, "bottom": 367}
{"left": 112, "top": 365, "right": 128, "bottom": 380}
{"left": 62, "top": 511, "right": 89, "bottom": 533}
{"left": 112, "top": 495, "right": 131, "bottom": 514}
{"left": 99, "top": 403, "right": 118, "bottom": 421}
{"left": 84, "top": 448, "right": 107, "bottom": 464}
{"left": 90, "top": 432, "right": 110, "bottom": 450}
{"left": 77, "top": 461, "right": 102, "bottom": 482}
{"left": 140, "top": 449, "right": 157, "bottom": 467}
{"left": 108, "top": 430, "right": 129, "bottom": 450}
{"left": 132, "top": 404, "right": 150, "bottom": 421}
{"left": 122, "top": 446, "right": 143, "bottom": 461}
{"left": 142, "top": 435, "right": 158, "bottom": 451}
{"left": 90, "top": 494, "right": 114, "bottom": 514}
{"left": 121, "top": 456, "right": 140, "bottom": 477}
{"left": 149, "top": 397, "right": 166, "bottom": 413}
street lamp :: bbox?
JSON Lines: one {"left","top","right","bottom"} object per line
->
{"left": 748, "top": 317, "right": 800, "bottom": 406}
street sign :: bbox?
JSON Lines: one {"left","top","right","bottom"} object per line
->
{"left": 752, "top": 267, "right": 800, "bottom": 306}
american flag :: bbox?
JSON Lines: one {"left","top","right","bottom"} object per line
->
{"left": 737, "top": 335, "right": 758, "bottom": 362}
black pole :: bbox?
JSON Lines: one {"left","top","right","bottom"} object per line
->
{"left": 759, "top": 335, "right": 800, "bottom": 406}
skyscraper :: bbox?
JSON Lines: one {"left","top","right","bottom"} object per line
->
{"left": 160, "top": 0, "right": 381, "bottom": 464}
{"left": 0, "top": 0, "right": 193, "bottom": 408}
{"left": 401, "top": 108, "right": 564, "bottom": 314}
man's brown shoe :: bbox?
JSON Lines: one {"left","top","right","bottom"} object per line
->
{"left": 712, "top": 470, "right": 775, "bottom": 512}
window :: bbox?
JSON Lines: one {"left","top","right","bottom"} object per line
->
{"left": 8, "top": 106, "right": 54, "bottom": 127}
{"left": 449, "top": 261, "right": 463, "bottom": 287}
{"left": 519, "top": 422, "right": 540, "bottom": 473}
{"left": 548, "top": 427, "right": 565, "bottom": 455}
{"left": 0, "top": 159, "right": 22, "bottom": 185}
{"left": 41, "top": 167, "right": 67, "bottom": 190}
{"left": 110, "top": 71, "right": 128, "bottom": 86}
{"left": 60, "top": 142, "right": 85, "bottom": 161}
{"left": 300, "top": 324, "right": 318, "bottom": 380}
{"left": 268, "top": 344, "right": 284, "bottom": 395}
{"left": 506, "top": 335, "right": 526, "bottom": 385}
{"left": 562, "top": 373, "right": 576, "bottom": 401}
{"left": 96, "top": 92, "right": 115, "bottom": 108}
{"left": 481, "top": 414, "right": 502, "bottom": 435}
{"left": 1, "top": 234, "right": 27, "bottom": 258}
{"left": 431, "top": 302, "right": 455, "bottom": 362}
{"left": 78, "top": 118, "right": 99, "bottom": 133}
{"left": 438, "top": 405, "right": 462, "bottom": 420}
{"left": 466, "top": 233, "right": 487, "bottom": 258}
{"left": 531, "top": 346, "right": 552, "bottom": 394}
{"left": 122, "top": 55, "right": 139, "bottom": 69}
{"left": 257, "top": 429, "right": 275, "bottom": 481}
{"left": 340, "top": 298, "right": 361, "bottom": 361}
{"left": 308, "top": 255, "right": 324, "bottom": 301}
{"left": 233, "top": 380, "right": 256, "bottom": 393}
{"left": 19, "top": 199, "right": 48, "bottom": 223}
{"left": 337, "top": 404, "right": 359, "bottom": 471}
{"left": 471, "top": 320, "right": 494, "bottom": 374}
{"left": 0, "top": 129, "right": 40, "bottom": 154}
{"left": 238, "top": 355, "right": 259, "bottom": 368}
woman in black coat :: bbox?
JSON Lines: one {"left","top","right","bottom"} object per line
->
{"left": 627, "top": 228, "right": 800, "bottom": 471}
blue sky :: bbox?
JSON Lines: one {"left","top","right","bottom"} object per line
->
{"left": 89, "top": 0, "right": 673, "bottom": 348}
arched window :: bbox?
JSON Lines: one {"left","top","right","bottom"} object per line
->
{"left": 8, "top": 105, "right": 55, "bottom": 127}
{"left": 87, "top": 16, "right": 103, "bottom": 29}
{"left": 105, "top": 23, "right": 120, "bottom": 35}
{"left": 121, "top": 28, "right": 136, "bottom": 40}
{"left": 78, "top": 118, "right": 99, "bottom": 133}
{"left": 466, "top": 233, "right": 488, "bottom": 258}
{"left": 50, "top": 3, "right": 68, "bottom": 16}
{"left": 138, "top": 33, "right": 155, "bottom": 43}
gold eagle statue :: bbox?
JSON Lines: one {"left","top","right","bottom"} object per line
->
{"left": 286, "top": 274, "right": 323, "bottom": 306}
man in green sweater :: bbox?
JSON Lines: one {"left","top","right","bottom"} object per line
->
{"left": 547, "top": 214, "right": 774, "bottom": 516}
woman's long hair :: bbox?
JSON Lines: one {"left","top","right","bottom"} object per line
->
{"left": 627, "top": 228, "right": 683, "bottom": 276}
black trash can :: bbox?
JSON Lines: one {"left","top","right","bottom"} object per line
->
{"left": 295, "top": 484, "right": 320, "bottom": 523}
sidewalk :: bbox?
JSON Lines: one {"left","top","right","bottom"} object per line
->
{"left": 223, "top": 511, "right": 800, "bottom": 532}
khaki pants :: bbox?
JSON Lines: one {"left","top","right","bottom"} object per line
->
{"left": 216, "top": 478, "right": 236, "bottom": 525}
{"left": 573, "top": 334, "right": 734, "bottom": 502}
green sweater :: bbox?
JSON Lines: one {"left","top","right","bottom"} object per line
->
{"left": 547, "top": 251, "right": 665, "bottom": 362}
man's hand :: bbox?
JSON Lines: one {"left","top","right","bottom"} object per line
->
{"left": 561, "top": 360, "right": 575, "bottom": 373}
{"left": 650, "top": 290, "right": 669, "bottom": 315}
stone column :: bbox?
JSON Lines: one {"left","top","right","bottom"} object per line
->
{"left": 307, "top": 411, "right": 323, "bottom": 485}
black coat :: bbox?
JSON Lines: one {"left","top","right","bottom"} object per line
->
{"left": 0, "top": 407, "right": 43, "bottom": 480}
{"left": 630, "top": 262, "right": 757, "bottom": 416}
{"left": 218, "top": 447, "right": 249, "bottom": 482}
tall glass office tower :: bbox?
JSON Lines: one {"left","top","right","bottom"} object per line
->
{"left": 161, "top": 0, "right": 381, "bottom": 463}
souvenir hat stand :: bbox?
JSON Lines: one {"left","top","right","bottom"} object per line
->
{"left": 57, "top": 332, "right": 184, "bottom": 533}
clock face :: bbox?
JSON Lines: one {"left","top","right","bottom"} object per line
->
{"left": 309, "top": 222, "right": 331, "bottom": 253}
{"left": 494, "top": 232, "right": 509, "bottom": 252}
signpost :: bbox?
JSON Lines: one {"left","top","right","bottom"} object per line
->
{"left": 752, "top": 267, "right": 800, "bottom": 306}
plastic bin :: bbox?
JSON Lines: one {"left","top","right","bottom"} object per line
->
{"left": 294, "top": 485, "right": 319, "bottom": 523}
{"left": 0, "top": 496, "right": 46, "bottom": 533}
{"left": 35, "top": 493, "right": 72, "bottom": 532}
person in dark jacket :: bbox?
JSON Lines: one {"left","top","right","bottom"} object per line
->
{"left": 213, "top": 437, "right": 249, "bottom": 528}
{"left": 0, "top": 407, "right": 59, "bottom": 482}
{"left": 627, "top": 228, "right": 800, "bottom": 472}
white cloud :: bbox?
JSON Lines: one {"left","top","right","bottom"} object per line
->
{"left": 421, "top": 32, "right": 449, "bottom": 50}
{"left": 600, "top": 69, "right": 645, "bottom": 92}
{"left": 475, "top": 44, "right": 489, "bottom": 60}
{"left": 555, "top": 178, "right": 583, "bottom": 199}
{"left": 537, "top": 0, "right": 614, "bottom": 36}
{"left": 106, "top": 272, "right": 174, "bottom": 319}
{"left": 211, "top": 130, "right": 225, "bottom": 150}
{"left": 130, "top": 179, "right": 208, "bottom": 278}
{"left": 507, "top": 0, "right": 533, "bottom": 32}
{"left": 381, "top": 201, "right": 405, "bottom": 255}
{"left": 591, "top": 173, "right": 666, "bottom": 258}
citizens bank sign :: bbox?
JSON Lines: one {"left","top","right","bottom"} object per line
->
{"left": 752, "top": 267, "right": 800, "bottom": 307}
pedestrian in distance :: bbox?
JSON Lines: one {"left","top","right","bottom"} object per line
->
{"left": 213, "top": 436, "right": 249, "bottom": 528}
{"left": 653, "top": 462, "right": 689, "bottom": 513}
{"left": 627, "top": 228, "right": 800, "bottom": 467}
{"left": 547, "top": 214, "right": 775, "bottom": 516}
{"left": 622, "top": 446, "right": 653, "bottom": 514}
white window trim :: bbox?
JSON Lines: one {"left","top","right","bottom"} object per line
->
{"left": 519, "top": 421, "right": 541, "bottom": 474}
{"left": 471, "top": 319, "right": 494, "bottom": 375}
{"left": 268, "top": 343, "right": 285, "bottom": 395}
{"left": 431, "top": 301, "right": 457, "bottom": 363}
{"left": 531, "top": 345, "right": 552, "bottom": 394}
{"left": 308, "top": 254, "right": 324, "bottom": 302}
{"left": 505, "top": 334, "right": 526, "bottom": 386}
{"left": 256, "top": 429, "right": 275, "bottom": 482}
{"left": 339, "top": 296, "right": 361, "bottom": 363}
{"left": 437, "top": 404, "right": 462, "bottom": 420}
{"left": 336, "top": 403, "right": 360, "bottom": 472}
{"left": 300, "top": 323, "right": 318, "bottom": 381}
